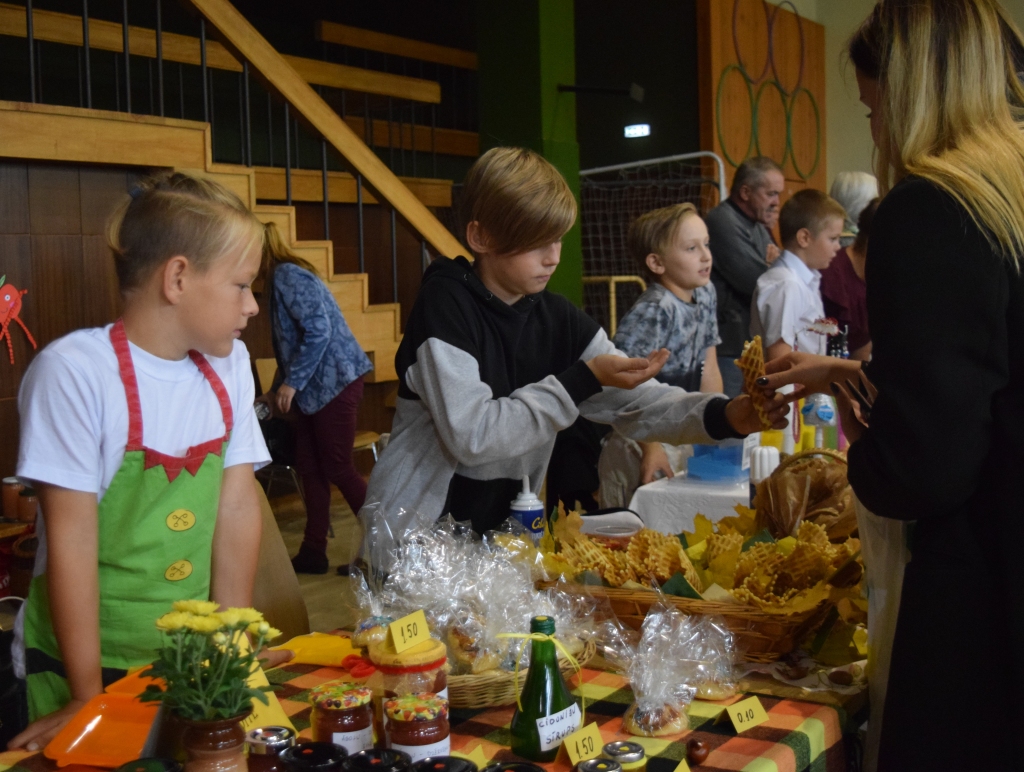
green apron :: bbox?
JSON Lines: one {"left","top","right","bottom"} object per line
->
{"left": 22, "top": 319, "right": 234, "bottom": 720}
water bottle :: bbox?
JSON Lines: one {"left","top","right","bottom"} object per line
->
{"left": 510, "top": 476, "right": 546, "bottom": 543}
{"left": 801, "top": 394, "right": 837, "bottom": 448}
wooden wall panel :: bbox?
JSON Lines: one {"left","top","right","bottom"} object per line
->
{"left": 698, "top": 0, "right": 827, "bottom": 199}
{"left": 0, "top": 399, "right": 17, "bottom": 489}
{"left": 0, "top": 163, "right": 28, "bottom": 234}
{"left": 28, "top": 166, "right": 82, "bottom": 236}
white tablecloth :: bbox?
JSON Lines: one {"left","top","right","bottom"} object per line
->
{"left": 627, "top": 475, "right": 750, "bottom": 535}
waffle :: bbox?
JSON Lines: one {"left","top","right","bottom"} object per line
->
{"left": 734, "top": 337, "right": 773, "bottom": 430}
{"left": 773, "top": 542, "right": 832, "bottom": 596}
{"left": 706, "top": 532, "right": 744, "bottom": 562}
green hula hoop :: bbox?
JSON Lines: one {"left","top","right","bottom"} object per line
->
{"left": 716, "top": 63, "right": 755, "bottom": 169}
{"left": 754, "top": 78, "right": 791, "bottom": 169}
{"left": 788, "top": 86, "right": 821, "bottom": 180}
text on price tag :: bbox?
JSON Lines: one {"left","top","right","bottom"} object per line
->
{"left": 563, "top": 722, "right": 604, "bottom": 766}
{"left": 726, "top": 695, "right": 769, "bottom": 733}
{"left": 389, "top": 610, "right": 430, "bottom": 653}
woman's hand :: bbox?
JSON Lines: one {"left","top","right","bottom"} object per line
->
{"left": 725, "top": 393, "right": 791, "bottom": 435}
{"left": 639, "top": 442, "right": 674, "bottom": 484}
{"left": 8, "top": 698, "right": 87, "bottom": 751}
{"left": 759, "top": 352, "right": 862, "bottom": 402}
{"left": 587, "top": 349, "right": 670, "bottom": 389}
{"left": 275, "top": 384, "right": 297, "bottom": 415}
{"left": 258, "top": 646, "right": 295, "bottom": 670}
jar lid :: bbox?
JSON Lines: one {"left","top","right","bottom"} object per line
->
{"left": 577, "top": 761, "right": 621, "bottom": 772}
{"left": 602, "top": 741, "right": 645, "bottom": 763}
{"left": 2, "top": 478, "right": 20, "bottom": 485}
{"left": 384, "top": 693, "right": 449, "bottom": 722}
{"left": 247, "top": 726, "right": 297, "bottom": 754}
{"left": 412, "top": 757, "right": 478, "bottom": 772}
{"left": 114, "top": 759, "right": 182, "bottom": 772}
{"left": 369, "top": 637, "right": 447, "bottom": 668}
{"left": 280, "top": 742, "right": 349, "bottom": 770}
{"left": 310, "top": 681, "right": 373, "bottom": 709}
{"left": 343, "top": 748, "right": 413, "bottom": 772}
{"left": 481, "top": 764, "right": 546, "bottom": 772}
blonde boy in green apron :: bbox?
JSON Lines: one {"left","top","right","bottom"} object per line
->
{"left": 9, "top": 173, "right": 285, "bottom": 750}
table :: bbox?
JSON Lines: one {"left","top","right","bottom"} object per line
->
{"left": 0, "top": 665, "right": 858, "bottom": 772}
{"left": 628, "top": 476, "right": 750, "bottom": 535}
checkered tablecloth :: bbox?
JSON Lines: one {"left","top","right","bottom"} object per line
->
{"left": 0, "top": 664, "right": 854, "bottom": 772}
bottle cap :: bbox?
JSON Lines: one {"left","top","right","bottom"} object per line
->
{"left": 343, "top": 749, "right": 413, "bottom": 772}
{"left": 280, "top": 742, "right": 348, "bottom": 770}
{"left": 529, "top": 615, "right": 555, "bottom": 635}
{"left": 602, "top": 742, "right": 645, "bottom": 764}
{"left": 511, "top": 476, "right": 542, "bottom": 510}
{"left": 413, "top": 758, "right": 479, "bottom": 772}
{"left": 577, "top": 761, "right": 621, "bottom": 772}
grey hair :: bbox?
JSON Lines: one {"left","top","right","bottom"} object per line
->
{"left": 829, "top": 171, "right": 879, "bottom": 244}
{"left": 730, "top": 157, "right": 784, "bottom": 198}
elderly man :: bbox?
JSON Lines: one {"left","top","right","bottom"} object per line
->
{"left": 706, "top": 157, "right": 785, "bottom": 396}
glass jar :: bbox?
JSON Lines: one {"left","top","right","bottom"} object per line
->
{"left": 310, "top": 682, "right": 375, "bottom": 754}
{"left": 369, "top": 639, "right": 449, "bottom": 699}
{"left": 17, "top": 488, "right": 37, "bottom": 523}
{"left": 342, "top": 749, "right": 413, "bottom": 772}
{"left": 280, "top": 742, "right": 348, "bottom": 772}
{"left": 2, "top": 478, "right": 23, "bottom": 521}
{"left": 383, "top": 694, "right": 450, "bottom": 763}
{"left": 602, "top": 741, "right": 646, "bottom": 772}
{"left": 246, "top": 727, "right": 297, "bottom": 772}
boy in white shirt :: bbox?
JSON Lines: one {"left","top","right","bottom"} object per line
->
{"left": 751, "top": 189, "right": 846, "bottom": 360}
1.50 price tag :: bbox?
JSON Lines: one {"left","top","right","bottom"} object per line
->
{"left": 726, "top": 696, "right": 769, "bottom": 733}
{"left": 563, "top": 722, "right": 603, "bottom": 766}
{"left": 389, "top": 609, "right": 429, "bottom": 653}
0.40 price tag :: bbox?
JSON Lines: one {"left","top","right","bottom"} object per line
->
{"left": 389, "top": 609, "right": 429, "bottom": 653}
{"left": 563, "top": 722, "right": 603, "bottom": 766}
{"left": 726, "top": 695, "right": 769, "bottom": 733}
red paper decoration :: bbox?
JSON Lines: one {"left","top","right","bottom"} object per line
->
{"left": 0, "top": 275, "right": 37, "bottom": 365}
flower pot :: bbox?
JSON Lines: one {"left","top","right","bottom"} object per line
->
{"left": 179, "top": 712, "right": 250, "bottom": 772}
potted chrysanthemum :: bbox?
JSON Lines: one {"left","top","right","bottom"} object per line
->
{"left": 140, "top": 601, "right": 281, "bottom": 772}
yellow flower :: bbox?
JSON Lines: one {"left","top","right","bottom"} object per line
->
{"left": 173, "top": 600, "right": 220, "bottom": 616}
{"left": 247, "top": 621, "right": 281, "bottom": 640}
{"left": 184, "top": 614, "right": 224, "bottom": 634}
{"left": 213, "top": 632, "right": 228, "bottom": 646}
{"left": 156, "top": 611, "right": 191, "bottom": 631}
{"left": 219, "top": 608, "right": 262, "bottom": 628}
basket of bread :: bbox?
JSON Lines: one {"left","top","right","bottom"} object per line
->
{"left": 546, "top": 492, "right": 861, "bottom": 663}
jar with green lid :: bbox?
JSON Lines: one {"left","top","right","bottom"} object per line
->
{"left": 602, "top": 742, "right": 646, "bottom": 772}
{"left": 310, "top": 681, "right": 375, "bottom": 754}
{"left": 383, "top": 693, "right": 450, "bottom": 763}
{"left": 247, "top": 727, "right": 297, "bottom": 772}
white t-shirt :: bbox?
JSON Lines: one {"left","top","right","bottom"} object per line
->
{"left": 750, "top": 250, "right": 829, "bottom": 356}
{"left": 13, "top": 324, "right": 271, "bottom": 677}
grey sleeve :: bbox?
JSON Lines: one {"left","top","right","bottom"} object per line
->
{"left": 706, "top": 207, "right": 769, "bottom": 299}
{"left": 403, "top": 337, "right": 591, "bottom": 467}
{"left": 575, "top": 330, "right": 722, "bottom": 445}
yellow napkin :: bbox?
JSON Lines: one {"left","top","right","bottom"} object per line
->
{"left": 271, "top": 632, "right": 359, "bottom": 667}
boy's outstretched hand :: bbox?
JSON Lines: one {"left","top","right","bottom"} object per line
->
{"left": 725, "top": 392, "right": 790, "bottom": 435}
{"left": 587, "top": 349, "right": 670, "bottom": 389}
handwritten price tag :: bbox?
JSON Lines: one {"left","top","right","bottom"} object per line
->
{"left": 726, "top": 695, "right": 769, "bottom": 733}
{"left": 389, "top": 609, "right": 429, "bottom": 653}
{"left": 563, "top": 722, "right": 604, "bottom": 766}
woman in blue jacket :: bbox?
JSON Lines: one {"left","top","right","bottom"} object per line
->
{"left": 261, "top": 223, "right": 372, "bottom": 574}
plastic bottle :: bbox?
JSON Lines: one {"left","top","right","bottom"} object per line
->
{"left": 510, "top": 476, "right": 545, "bottom": 543}
{"left": 509, "top": 616, "right": 581, "bottom": 761}
{"left": 800, "top": 394, "right": 837, "bottom": 448}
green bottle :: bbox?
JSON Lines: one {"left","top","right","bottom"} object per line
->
{"left": 509, "top": 615, "right": 581, "bottom": 761}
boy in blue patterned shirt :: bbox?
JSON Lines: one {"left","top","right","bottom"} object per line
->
{"left": 601, "top": 203, "right": 724, "bottom": 503}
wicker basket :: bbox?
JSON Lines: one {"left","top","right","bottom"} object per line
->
{"left": 448, "top": 639, "right": 597, "bottom": 709}
{"left": 585, "top": 586, "right": 833, "bottom": 664}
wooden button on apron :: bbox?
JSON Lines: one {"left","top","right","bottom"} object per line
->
{"left": 164, "top": 560, "right": 193, "bottom": 581}
{"left": 166, "top": 509, "right": 196, "bottom": 531}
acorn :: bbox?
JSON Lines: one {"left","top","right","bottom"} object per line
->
{"left": 687, "top": 738, "right": 709, "bottom": 765}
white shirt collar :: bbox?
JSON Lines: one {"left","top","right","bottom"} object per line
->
{"left": 778, "top": 250, "right": 820, "bottom": 288}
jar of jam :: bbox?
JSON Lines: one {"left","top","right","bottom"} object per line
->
{"left": 247, "top": 726, "right": 297, "bottom": 772}
{"left": 342, "top": 748, "right": 413, "bottom": 772}
{"left": 2, "top": 478, "right": 23, "bottom": 521}
{"left": 280, "top": 742, "right": 348, "bottom": 772}
{"left": 383, "top": 694, "right": 450, "bottom": 763}
{"left": 17, "top": 488, "right": 37, "bottom": 523}
{"left": 369, "top": 638, "right": 449, "bottom": 699}
{"left": 602, "top": 741, "right": 646, "bottom": 772}
{"left": 310, "top": 681, "right": 375, "bottom": 754}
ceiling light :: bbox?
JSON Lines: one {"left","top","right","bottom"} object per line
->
{"left": 624, "top": 124, "right": 651, "bottom": 138}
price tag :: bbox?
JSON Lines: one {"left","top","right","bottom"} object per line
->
{"left": 563, "top": 722, "right": 604, "bottom": 766}
{"left": 389, "top": 609, "right": 430, "bottom": 653}
{"left": 726, "top": 695, "right": 769, "bottom": 733}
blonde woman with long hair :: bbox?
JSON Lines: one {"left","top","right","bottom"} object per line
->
{"left": 259, "top": 223, "right": 372, "bottom": 575}
{"left": 759, "top": 1, "right": 1024, "bottom": 768}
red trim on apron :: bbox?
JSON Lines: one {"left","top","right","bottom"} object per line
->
{"left": 110, "top": 320, "right": 232, "bottom": 482}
